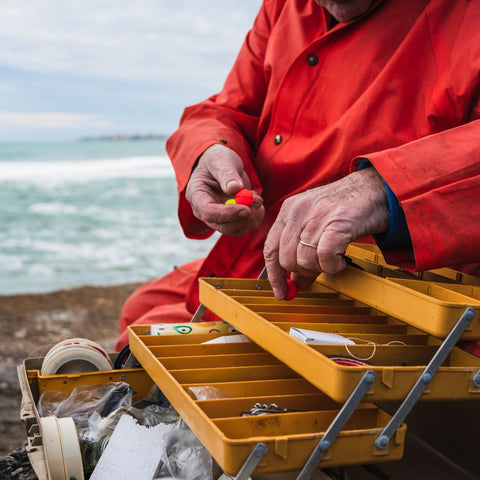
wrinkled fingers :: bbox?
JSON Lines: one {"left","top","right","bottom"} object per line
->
{"left": 263, "top": 217, "right": 289, "bottom": 299}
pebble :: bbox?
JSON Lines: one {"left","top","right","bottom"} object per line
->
{"left": 0, "top": 445, "right": 37, "bottom": 480}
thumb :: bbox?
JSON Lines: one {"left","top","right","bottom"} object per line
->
{"left": 215, "top": 163, "right": 244, "bottom": 195}
{"left": 222, "top": 174, "right": 244, "bottom": 195}
{"left": 200, "top": 144, "right": 247, "bottom": 195}
{"left": 206, "top": 145, "right": 245, "bottom": 195}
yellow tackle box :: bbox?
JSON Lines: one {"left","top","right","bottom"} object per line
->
{"left": 128, "top": 327, "right": 406, "bottom": 475}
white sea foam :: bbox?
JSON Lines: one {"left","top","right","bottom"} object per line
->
{"left": 0, "top": 155, "right": 174, "bottom": 183}
{"left": 29, "top": 202, "right": 79, "bottom": 215}
{"left": 0, "top": 255, "right": 24, "bottom": 271}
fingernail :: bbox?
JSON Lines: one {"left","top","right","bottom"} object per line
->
{"left": 238, "top": 209, "right": 249, "bottom": 218}
{"left": 272, "top": 287, "right": 284, "bottom": 300}
{"left": 226, "top": 180, "right": 240, "bottom": 191}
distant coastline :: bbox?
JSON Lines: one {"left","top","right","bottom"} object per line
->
{"left": 79, "top": 133, "right": 168, "bottom": 142}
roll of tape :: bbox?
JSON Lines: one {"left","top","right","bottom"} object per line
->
{"left": 57, "top": 417, "right": 84, "bottom": 480}
{"left": 41, "top": 346, "right": 113, "bottom": 376}
{"left": 43, "top": 338, "right": 110, "bottom": 367}
{"left": 41, "top": 338, "right": 113, "bottom": 376}
{"left": 40, "top": 416, "right": 66, "bottom": 480}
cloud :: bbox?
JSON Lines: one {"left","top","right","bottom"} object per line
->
{"left": 0, "top": 0, "right": 261, "bottom": 89}
{"left": 0, "top": 1, "right": 261, "bottom": 140}
{"left": 0, "top": 112, "right": 114, "bottom": 129}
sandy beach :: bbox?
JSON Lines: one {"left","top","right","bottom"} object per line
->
{"left": 0, "top": 282, "right": 141, "bottom": 455}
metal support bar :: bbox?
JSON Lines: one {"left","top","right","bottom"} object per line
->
{"left": 190, "top": 303, "right": 207, "bottom": 323}
{"left": 473, "top": 369, "right": 480, "bottom": 388}
{"left": 375, "top": 307, "right": 476, "bottom": 450}
{"left": 231, "top": 443, "right": 268, "bottom": 480}
{"left": 122, "top": 352, "right": 139, "bottom": 369}
{"left": 296, "top": 370, "right": 376, "bottom": 480}
{"left": 258, "top": 266, "right": 268, "bottom": 280}
{"left": 191, "top": 267, "right": 268, "bottom": 323}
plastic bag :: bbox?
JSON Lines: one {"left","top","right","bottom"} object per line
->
{"left": 154, "top": 420, "right": 215, "bottom": 480}
{"left": 133, "top": 384, "right": 169, "bottom": 408}
{"left": 38, "top": 382, "right": 134, "bottom": 428}
{"left": 38, "top": 382, "right": 180, "bottom": 475}
{"left": 188, "top": 386, "right": 229, "bottom": 400}
{"left": 87, "top": 404, "right": 179, "bottom": 440}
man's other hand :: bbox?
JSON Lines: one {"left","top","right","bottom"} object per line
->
{"left": 263, "top": 167, "right": 389, "bottom": 299}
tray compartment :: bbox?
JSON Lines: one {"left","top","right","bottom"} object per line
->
{"left": 195, "top": 393, "right": 342, "bottom": 418}
{"left": 157, "top": 352, "right": 282, "bottom": 370}
{"left": 182, "top": 378, "right": 320, "bottom": 398}
{"left": 213, "top": 407, "right": 381, "bottom": 438}
{"left": 128, "top": 327, "right": 406, "bottom": 475}
{"left": 169, "top": 364, "right": 299, "bottom": 384}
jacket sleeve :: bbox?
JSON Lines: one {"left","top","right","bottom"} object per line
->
{"left": 353, "top": 19, "right": 480, "bottom": 272}
{"left": 166, "top": 0, "right": 277, "bottom": 238}
{"left": 357, "top": 119, "right": 480, "bottom": 271}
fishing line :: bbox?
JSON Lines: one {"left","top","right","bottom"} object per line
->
{"left": 344, "top": 338, "right": 407, "bottom": 362}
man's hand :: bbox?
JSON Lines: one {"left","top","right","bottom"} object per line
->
{"left": 263, "top": 167, "right": 389, "bottom": 298}
{"left": 185, "top": 144, "right": 264, "bottom": 236}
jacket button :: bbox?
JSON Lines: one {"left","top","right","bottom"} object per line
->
{"left": 307, "top": 54, "right": 319, "bottom": 66}
{"left": 274, "top": 134, "right": 283, "bottom": 145}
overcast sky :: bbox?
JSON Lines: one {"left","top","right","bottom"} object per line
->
{"left": 0, "top": 0, "right": 261, "bottom": 141}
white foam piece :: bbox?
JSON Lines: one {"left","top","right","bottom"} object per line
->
{"left": 201, "top": 334, "right": 251, "bottom": 344}
{"left": 289, "top": 327, "right": 355, "bottom": 345}
{"left": 90, "top": 414, "right": 175, "bottom": 480}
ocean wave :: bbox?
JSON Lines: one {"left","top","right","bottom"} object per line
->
{"left": 0, "top": 228, "right": 219, "bottom": 294}
{"left": 0, "top": 155, "right": 174, "bottom": 183}
{"left": 29, "top": 202, "right": 79, "bottom": 215}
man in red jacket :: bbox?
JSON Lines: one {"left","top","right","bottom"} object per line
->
{"left": 116, "top": 0, "right": 480, "bottom": 352}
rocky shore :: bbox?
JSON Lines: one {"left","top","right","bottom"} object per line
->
{"left": 0, "top": 282, "right": 141, "bottom": 457}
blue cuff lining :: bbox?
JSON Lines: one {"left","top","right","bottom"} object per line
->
{"left": 357, "top": 158, "right": 412, "bottom": 250}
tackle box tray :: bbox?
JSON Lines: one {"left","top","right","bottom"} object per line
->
{"left": 18, "top": 357, "right": 154, "bottom": 480}
{"left": 346, "top": 243, "right": 480, "bottom": 286}
{"left": 128, "top": 327, "right": 406, "bottom": 475}
{"left": 319, "top": 246, "right": 480, "bottom": 339}
{"left": 198, "top": 278, "right": 480, "bottom": 402}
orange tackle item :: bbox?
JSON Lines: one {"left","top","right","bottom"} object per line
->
{"left": 234, "top": 188, "right": 254, "bottom": 206}
{"left": 286, "top": 278, "right": 298, "bottom": 300}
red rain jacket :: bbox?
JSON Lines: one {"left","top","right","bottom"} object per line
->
{"left": 166, "top": 0, "right": 480, "bottom": 315}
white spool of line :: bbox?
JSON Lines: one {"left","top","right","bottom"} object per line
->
{"left": 41, "top": 338, "right": 112, "bottom": 376}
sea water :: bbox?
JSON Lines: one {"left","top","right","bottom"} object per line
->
{"left": 0, "top": 140, "right": 218, "bottom": 294}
